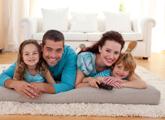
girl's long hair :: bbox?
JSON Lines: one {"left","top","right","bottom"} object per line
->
{"left": 14, "top": 39, "right": 42, "bottom": 80}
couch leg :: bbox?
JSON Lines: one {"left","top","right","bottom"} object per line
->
{"left": 142, "top": 57, "right": 148, "bottom": 60}
{"left": 0, "top": 48, "right": 3, "bottom": 53}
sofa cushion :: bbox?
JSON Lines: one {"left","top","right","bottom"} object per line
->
{"left": 69, "top": 12, "right": 98, "bottom": 32}
{"left": 32, "top": 32, "right": 142, "bottom": 42}
{"left": 87, "top": 32, "right": 142, "bottom": 42}
{"left": 86, "top": 32, "right": 102, "bottom": 41}
{"left": 121, "top": 32, "right": 143, "bottom": 41}
{"left": 42, "top": 8, "right": 69, "bottom": 32}
{"left": 32, "top": 32, "right": 88, "bottom": 41}
{"left": 0, "top": 86, "right": 160, "bottom": 105}
{"left": 63, "top": 32, "right": 87, "bottom": 41}
{"left": 104, "top": 12, "right": 132, "bottom": 32}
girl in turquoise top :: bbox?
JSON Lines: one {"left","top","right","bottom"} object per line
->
{"left": 13, "top": 39, "right": 55, "bottom": 84}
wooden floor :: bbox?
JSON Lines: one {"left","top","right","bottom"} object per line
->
{"left": 0, "top": 52, "right": 165, "bottom": 120}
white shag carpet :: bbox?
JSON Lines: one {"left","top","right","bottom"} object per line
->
{"left": 0, "top": 64, "right": 164, "bottom": 117}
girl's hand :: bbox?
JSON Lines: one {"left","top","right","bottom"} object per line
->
{"left": 11, "top": 80, "right": 40, "bottom": 98}
{"left": 103, "top": 76, "right": 123, "bottom": 88}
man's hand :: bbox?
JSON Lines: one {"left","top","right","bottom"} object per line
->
{"left": 6, "top": 80, "right": 40, "bottom": 98}
{"left": 31, "top": 82, "right": 55, "bottom": 94}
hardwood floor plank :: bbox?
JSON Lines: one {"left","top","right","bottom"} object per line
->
{"left": 0, "top": 115, "right": 164, "bottom": 120}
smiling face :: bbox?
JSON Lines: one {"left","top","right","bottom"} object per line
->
{"left": 22, "top": 43, "right": 40, "bottom": 67}
{"left": 112, "top": 62, "right": 130, "bottom": 79}
{"left": 42, "top": 39, "right": 64, "bottom": 66}
{"left": 98, "top": 40, "right": 122, "bottom": 67}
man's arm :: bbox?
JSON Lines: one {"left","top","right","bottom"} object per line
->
{"left": 53, "top": 49, "right": 77, "bottom": 93}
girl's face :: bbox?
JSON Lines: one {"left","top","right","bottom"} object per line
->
{"left": 99, "top": 40, "right": 121, "bottom": 67}
{"left": 112, "top": 63, "right": 129, "bottom": 79}
{"left": 22, "top": 44, "right": 39, "bottom": 67}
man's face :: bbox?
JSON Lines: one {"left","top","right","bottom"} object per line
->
{"left": 42, "top": 39, "right": 64, "bottom": 66}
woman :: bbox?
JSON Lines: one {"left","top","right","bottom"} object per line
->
{"left": 75, "top": 31, "right": 146, "bottom": 89}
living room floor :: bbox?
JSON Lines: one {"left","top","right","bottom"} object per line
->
{"left": 0, "top": 52, "right": 165, "bottom": 120}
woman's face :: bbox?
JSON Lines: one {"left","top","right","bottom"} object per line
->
{"left": 99, "top": 40, "right": 121, "bottom": 66}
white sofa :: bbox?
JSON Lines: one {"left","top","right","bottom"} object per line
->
{"left": 20, "top": 9, "right": 155, "bottom": 58}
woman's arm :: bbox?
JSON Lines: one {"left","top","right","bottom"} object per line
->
{"left": 75, "top": 70, "right": 90, "bottom": 88}
{"left": 76, "top": 69, "right": 103, "bottom": 88}
{"left": 122, "top": 73, "right": 147, "bottom": 89}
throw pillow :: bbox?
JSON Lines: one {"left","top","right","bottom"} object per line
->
{"left": 42, "top": 8, "right": 69, "bottom": 32}
{"left": 69, "top": 12, "right": 98, "bottom": 32}
{"left": 103, "top": 12, "right": 132, "bottom": 32}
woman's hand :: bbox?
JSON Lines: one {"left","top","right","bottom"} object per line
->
{"left": 84, "top": 77, "right": 101, "bottom": 88}
{"left": 103, "top": 76, "right": 124, "bottom": 88}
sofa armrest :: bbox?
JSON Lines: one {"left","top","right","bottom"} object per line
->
{"left": 20, "top": 18, "right": 38, "bottom": 40}
{"left": 140, "top": 18, "right": 156, "bottom": 56}
{"left": 141, "top": 18, "right": 156, "bottom": 38}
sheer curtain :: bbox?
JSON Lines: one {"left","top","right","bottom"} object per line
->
{"left": 124, "top": 0, "right": 165, "bottom": 52}
{"left": 2, "top": 0, "right": 37, "bottom": 51}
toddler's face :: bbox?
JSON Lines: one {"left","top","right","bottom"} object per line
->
{"left": 112, "top": 63, "right": 129, "bottom": 79}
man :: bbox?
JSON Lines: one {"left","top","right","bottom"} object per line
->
{"left": 0, "top": 30, "right": 77, "bottom": 98}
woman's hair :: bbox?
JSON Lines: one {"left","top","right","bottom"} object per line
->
{"left": 81, "top": 31, "right": 125, "bottom": 53}
{"left": 114, "top": 52, "right": 136, "bottom": 79}
{"left": 13, "top": 39, "right": 42, "bottom": 80}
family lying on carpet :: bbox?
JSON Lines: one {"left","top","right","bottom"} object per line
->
{"left": 0, "top": 30, "right": 147, "bottom": 99}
